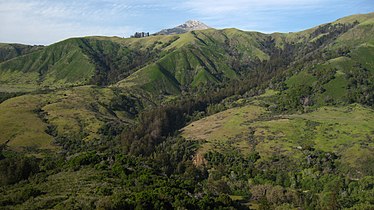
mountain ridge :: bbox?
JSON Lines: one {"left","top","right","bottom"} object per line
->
{"left": 0, "top": 12, "right": 373, "bottom": 94}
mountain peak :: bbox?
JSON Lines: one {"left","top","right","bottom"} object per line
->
{"left": 178, "top": 20, "right": 211, "bottom": 30}
{"left": 155, "top": 20, "right": 211, "bottom": 35}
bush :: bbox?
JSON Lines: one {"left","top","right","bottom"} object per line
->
{"left": 67, "top": 152, "right": 101, "bottom": 170}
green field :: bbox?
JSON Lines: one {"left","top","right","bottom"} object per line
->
{"left": 0, "top": 95, "right": 55, "bottom": 153}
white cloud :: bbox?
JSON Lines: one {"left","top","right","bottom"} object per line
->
{"left": 0, "top": 0, "right": 159, "bottom": 45}
{"left": 0, "top": 14, "right": 134, "bottom": 45}
{"left": 181, "top": 0, "right": 324, "bottom": 14}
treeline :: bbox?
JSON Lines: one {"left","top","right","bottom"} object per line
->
{"left": 202, "top": 148, "right": 374, "bottom": 209}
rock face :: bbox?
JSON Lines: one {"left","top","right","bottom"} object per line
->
{"left": 155, "top": 20, "right": 211, "bottom": 35}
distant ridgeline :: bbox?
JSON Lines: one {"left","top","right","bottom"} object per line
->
{"left": 130, "top": 32, "right": 150, "bottom": 38}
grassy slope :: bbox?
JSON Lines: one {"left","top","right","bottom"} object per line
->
{"left": 182, "top": 105, "right": 266, "bottom": 156}
{"left": 0, "top": 86, "right": 135, "bottom": 154}
{"left": 181, "top": 91, "right": 374, "bottom": 175}
{"left": 0, "top": 35, "right": 181, "bottom": 92}
{"left": 41, "top": 86, "right": 120, "bottom": 142}
{"left": 252, "top": 105, "right": 373, "bottom": 160}
{"left": 116, "top": 28, "right": 269, "bottom": 94}
{"left": 0, "top": 95, "right": 56, "bottom": 153}
{"left": 0, "top": 39, "right": 96, "bottom": 91}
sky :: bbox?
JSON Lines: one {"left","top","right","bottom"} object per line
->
{"left": 0, "top": 0, "right": 373, "bottom": 45}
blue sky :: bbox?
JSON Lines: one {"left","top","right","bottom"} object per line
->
{"left": 0, "top": 0, "right": 373, "bottom": 45}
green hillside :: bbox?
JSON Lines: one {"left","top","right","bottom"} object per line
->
{"left": 0, "top": 43, "right": 43, "bottom": 63}
{"left": 182, "top": 97, "right": 374, "bottom": 177}
{"left": 0, "top": 39, "right": 96, "bottom": 92}
{"left": 117, "top": 29, "right": 268, "bottom": 94}
{"left": 277, "top": 13, "right": 374, "bottom": 110}
{"left": 0, "top": 86, "right": 144, "bottom": 156}
{"left": 0, "top": 35, "right": 180, "bottom": 92}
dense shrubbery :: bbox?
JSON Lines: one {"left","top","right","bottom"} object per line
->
{"left": 105, "top": 151, "right": 242, "bottom": 209}
{"left": 0, "top": 156, "right": 39, "bottom": 186}
{"left": 346, "top": 66, "right": 374, "bottom": 107}
{"left": 202, "top": 149, "right": 374, "bottom": 209}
